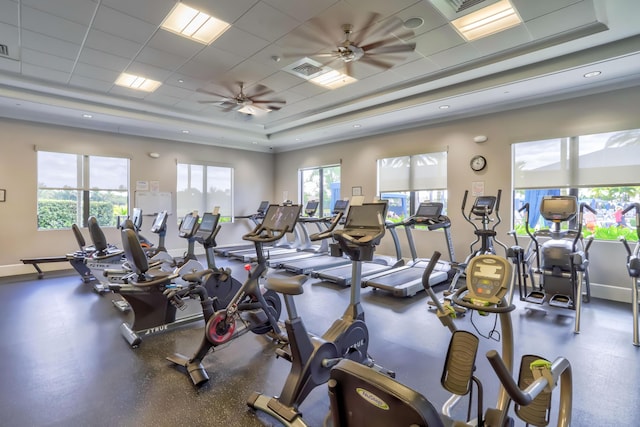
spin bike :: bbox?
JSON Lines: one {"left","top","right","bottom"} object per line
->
{"left": 325, "top": 252, "right": 573, "bottom": 427}
{"left": 248, "top": 202, "right": 395, "bottom": 427}
{"left": 516, "top": 195, "right": 594, "bottom": 333}
{"left": 619, "top": 202, "right": 640, "bottom": 346}
{"left": 167, "top": 204, "right": 300, "bottom": 386}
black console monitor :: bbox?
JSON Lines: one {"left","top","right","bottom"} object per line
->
{"left": 471, "top": 196, "right": 496, "bottom": 216}
{"left": 262, "top": 204, "right": 301, "bottom": 233}
{"left": 150, "top": 211, "right": 168, "bottom": 233}
{"left": 132, "top": 208, "right": 143, "bottom": 230}
{"left": 178, "top": 213, "right": 199, "bottom": 238}
{"left": 415, "top": 202, "right": 443, "bottom": 219}
{"left": 344, "top": 202, "right": 389, "bottom": 231}
{"left": 195, "top": 212, "right": 219, "bottom": 241}
{"left": 257, "top": 201, "right": 270, "bottom": 215}
{"left": 333, "top": 199, "right": 349, "bottom": 214}
{"left": 304, "top": 200, "right": 319, "bottom": 216}
{"left": 540, "top": 196, "right": 577, "bottom": 222}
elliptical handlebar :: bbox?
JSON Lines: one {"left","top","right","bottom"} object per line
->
{"left": 486, "top": 350, "right": 573, "bottom": 427}
{"left": 574, "top": 202, "right": 597, "bottom": 251}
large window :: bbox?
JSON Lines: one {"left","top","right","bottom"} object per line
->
{"left": 37, "top": 151, "right": 129, "bottom": 229}
{"left": 299, "top": 165, "right": 340, "bottom": 217}
{"left": 377, "top": 151, "right": 448, "bottom": 222}
{"left": 177, "top": 163, "right": 233, "bottom": 222}
{"left": 513, "top": 129, "right": 640, "bottom": 240}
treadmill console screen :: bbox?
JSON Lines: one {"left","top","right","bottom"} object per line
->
{"left": 132, "top": 208, "right": 143, "bottom": 229}
{"left": 262, "top": 205, "right": 301, "bottom": 232}
{"left": 305, "top": 200, "right": 319, "bottom": 216}
{"left": 415, "top": 202, "right": 443, "bottom": 219}
{"left": 333, "top": 199, "right": 349, "bottom": 213}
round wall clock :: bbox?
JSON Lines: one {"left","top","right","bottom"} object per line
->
{"left": 470, "top": 155, "right": 487, "bottom": 172}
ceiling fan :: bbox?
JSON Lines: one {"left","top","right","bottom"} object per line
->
{"left": 293, "top": 13, "right": 416, "bottom": 76}
{"left": 197, "top": 82, "right": 285, "bottom": 115}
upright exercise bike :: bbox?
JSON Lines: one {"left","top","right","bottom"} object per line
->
{"left": 167, "top": 204, "right": 300, "bottom": 386}
{"left": 620, "top": 202, "right": 640, "bottom": 346}
{"left": 248, "top": 202, "right": 395, "bottom": 427}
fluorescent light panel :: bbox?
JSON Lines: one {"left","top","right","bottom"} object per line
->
{"left": 452, "top": 0, "right": 522, "bottom": 41}
{"left": 161, "top": 3, "right": 230, "bottom": 45}
{"left": 310, "top": 70, "right": 357, "bottom": 89}
{"left": 115, "top": 73, "right": 162, "bottom": 92}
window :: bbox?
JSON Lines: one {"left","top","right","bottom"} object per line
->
{"left": 37, "top": 151, "right": 129, "bottom": 229}
{"left": 177, "top": 163, "right": 233, "bottom": 222}
{"left": 299, "top": 165, "right": 340, "bottom": 217}
{"left": 512, "top": 129, "right": 640, "bottom": 240}
{"left": 377, "top": 152, "right": 448, "bottom": 222}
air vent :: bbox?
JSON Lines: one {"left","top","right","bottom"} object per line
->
{"left": 283, "top": 57, "right": 327, "bottom": 80}
{"left": 0, "top": 44, "right": 8, "bottom": 57}
{"left": 447, "top": 0, "right": 487, "bottom": 13}
{"left": 291, "top": 62, "right": 323, "bottom": 77}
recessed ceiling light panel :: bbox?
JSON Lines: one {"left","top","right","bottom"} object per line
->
{"left": 161, "top": 3, "right": 230, "bottom": 45}
{"left": 114, "top": 73, "right": 162, "bottom": 92}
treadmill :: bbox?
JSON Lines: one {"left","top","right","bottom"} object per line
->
{"left": 214, "top": 201, "right": 269, "bottom": 257}
{"left": 362, "top": 202, "right": 455, "bottom": 297}
{"left": 311, "top": 215, "right": 404, "bottom": 287}
{"left": 280, "top": 199, "right": 351, "bottom": 274}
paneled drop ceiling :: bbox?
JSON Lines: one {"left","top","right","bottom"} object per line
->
{"left": 0, "top": 0, "right": 639, "bottom": 152}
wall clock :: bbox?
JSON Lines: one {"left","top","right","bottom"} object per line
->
{"left": 470, "top": 155, "right": 487, "bottom": 172}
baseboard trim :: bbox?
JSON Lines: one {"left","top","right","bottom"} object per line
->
{"left": 590, "top": 282, "right": 634, "bottom": 303}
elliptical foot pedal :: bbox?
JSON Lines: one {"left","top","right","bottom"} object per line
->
{"left": 525, "top": 291, "right": 546, "bottom": 304}
{"left": 549, "top": 294, "right": 573, "bottom": 309}
{"left": 515, "top": 355, "right": 552, "bottom": 426}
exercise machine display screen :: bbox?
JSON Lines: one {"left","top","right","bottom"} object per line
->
{"left": 262, "top": 205, "right": 301, "bottom": 232}
{"left": 257, "top": 201, "right": 270, "bottom": 214}
{"left": 150, "top": 211, "right": 168, "bottom": 233}
{"left": 179, "top": 213, "right": 198, "bottom": 236}
{"left": 333, "top": 199, "right": 349, "bottom": 213}
{"left": 345, "top": 203, "right": 388, "bottom": 230}
{"left": 132, "top": 208, "right": 143, "bottom": 229}
{"left": 540, "top": 196, "right": 577, "bottom": 222}
{"left": 466, "top": 255, "right": 510, "bottom": 304}
{"left": 415, "top": 202, "right": 443, "bottom": 219}
{"left": 471, "top": 196, "right": 496, "bottom": 215}
{"left": 304, "top": 200, "right": 319, "bottom": 216}
{"left": 196, "top": 213, "right": 218, "bottom": 237}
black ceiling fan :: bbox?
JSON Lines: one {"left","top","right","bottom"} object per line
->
{"left": 197, "top": 82, "right": 285, "bottom": 115}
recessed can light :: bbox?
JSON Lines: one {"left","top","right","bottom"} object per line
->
{"left": 404, "top": 17, "right": 424, "bottom": 29}
{"left": 439, "top": 105, "right": 450, "bottom": 110}
{"left": 583, "top": 71, "right": 601, "bottom": 78}
{"left": 82, "top": 113, "right": 92, "bottom": 118}
{"left": 353, "top": 124, "right": 362, "bottom": 128}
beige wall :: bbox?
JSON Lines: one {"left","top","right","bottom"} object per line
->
{"left": 0, "top": 119, "right": 275, "bottom": 274}
{"left": 275, "top": 85, "right": 640, "bottom": 301}
{"left": 2, "top": 86, "right": 639, "bottom": 300}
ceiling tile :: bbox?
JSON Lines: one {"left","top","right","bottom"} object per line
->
{"left": 214, "top": 26, "right": 271, "bottom": 58}
{"left": 93, "top": 4, "right": 157, "bottom": 43}
{"left": 146, "top": 30, "right": 205, "bottom": 59}
{"left": 144, "top": 92, "right": 180, "bottom": 107}
{"left": 344, "top": 0, "right": 423, "bottom": 20}
{"left": 126, "top": 61, "right": 173, "bottom": 82}
{"left": 390, "top": 57, "right": 441, "bottom": 80}
{"left": 69, "top": 75, "right": 115, "bottom": 92}
{"left": 21, "top": 48, "right": 75, "bottom": 73}
{"left": 191, "top": 45, "right": 245, "bottom": 72}
{"left": 21, "top": 5, "right": 90, "bottom": 45}
{"left": 0, "top": 58, "right": 20, "bottom": 74}
{"left": 135, "top": 46, "right": 189, "bottom": 72}
{"left": 429, "top": 43, "right": 481, "bottom": 69}
{"left": 0, "top": 22, "right": 20, "bottom": 61}
{"left": 21, "top": 29, "right": 81, "bottom": 60}
{"left": 218, "top": 59, "right": 279, "bottom": 86}
{"left": 186, "top": 0, "right": 260, "bottom": 24}
{"left": 108, "top": 85, "right": 147, "bottom": 99}
{"left": 413, "top": 25, "right": 464, "bottom": 57}
{"left": 0, "top": 1, "right": 19, "bottom": 25}
{"left": 513, "top": 0, "right": 586, "bottom": 21}
{"left": 101, "top": 0, "right": 175, "bottom": 25}
{"left": 21, "top": 63, "right": 70, "bottom": 83}
{"left": 21, "top": 0, "right": 98, "bottom": 27}
{"left": 258, "top": 71, "right": 306, "bottom": 92}
{"left": 389, "top": 2, "right": 449, "bottom": 39}
{"left": 526, "top": 1, "right": 599, "bottom": 40}
{"left": 472, "top": 26, "right": 532, "bottom": 56}
{"left": 84, "top": 29, "right": 142, "bottom": 59}
{"left": 73, "top": 62, "right": 121, "bottom": 83}
{"left": 263, "top": 0, "right": 338, "bottom": 22}
{"left": 77, "top": 47, "right": 131, "bottom": 72}
{"left": 234, "top": 2, "right": 302, "bottom": 42}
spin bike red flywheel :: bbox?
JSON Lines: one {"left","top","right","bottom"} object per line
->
{"left": 206, "top": 311, "right": 236, "bottom": 345}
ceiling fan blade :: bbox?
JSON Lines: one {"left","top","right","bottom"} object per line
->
{"left": 196, "top": 88, "right": 232, "bottom": 99}
{"left": 358, "top": 56, "right": 396, "bottom": 70}
{"left": 352, "top": 12, "right": 382, "bottom": 45}
{"left": 246, "top": 84, "right": 273, "bottom": 99}
{"left": 363, "top": 16, "right": 409, "bottom": 43}
{"left": 363, "top": 42, "right": 416, "bottom": 55}
{"left": 267, "top": 105, "right": 282, "bottom": 111}
{"left": 252, "top": 99, "right": 286, "bottom": 104}
{"left": 345, "top": 61, "right": 354, "bottom": 77}
{"left": 198, "top": 100, "right": 225, "bottom": 104}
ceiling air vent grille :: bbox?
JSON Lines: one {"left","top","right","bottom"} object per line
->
{"left": 283, "top": 57, "right": 327, "bottom": 80}
{"left": 0, "top": 44, "right": 9, "bottom": 57}
{"left": 447, "top": 0, "right": 487, "bottom": 13}
{"left": 292, "top": 62, "right": 323, "bottom": 77}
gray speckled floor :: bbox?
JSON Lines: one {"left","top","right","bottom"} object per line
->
{"left": 1, "top": 258, "right": 639, "bottom": 427}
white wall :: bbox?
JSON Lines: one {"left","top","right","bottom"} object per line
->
{"left": 0, "top": 119, "right": 275, "bottom": 276}
{"left": 274, "top": 85, "right": 640, "bottom": 302}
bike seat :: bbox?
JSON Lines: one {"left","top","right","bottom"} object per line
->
{"left": 266, "top": 275, "right": 308, "bottom": 295}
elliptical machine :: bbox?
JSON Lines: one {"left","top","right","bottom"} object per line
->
{"left": 325, "top": 252, "right": 573, "bottom": 427}
{"left": 167, "top": 204, "right": 299, "bottom": 386}
{"left": 620, "top": 202, "right": 640, "bottom": 346}
{"left": 516, "top": 195, "right": 594, "bottom": 333}
{"left": 248, "top": 202, "right": 395, "bottom": 427}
